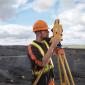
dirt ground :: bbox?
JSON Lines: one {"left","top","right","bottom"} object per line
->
{"left": 0, "top": 46, "right": 85, "bottom": 85}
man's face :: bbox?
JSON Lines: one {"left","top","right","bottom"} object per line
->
{"left": 41, "top": 30, "right": 49, "bottom": 39}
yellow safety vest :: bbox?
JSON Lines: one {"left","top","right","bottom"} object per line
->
{"left": 31, "top": 41, "right": 54, "bottom": 76}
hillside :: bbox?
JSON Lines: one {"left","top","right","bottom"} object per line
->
{"left": 0, "top": 45, "right": 85, "bottom": 85}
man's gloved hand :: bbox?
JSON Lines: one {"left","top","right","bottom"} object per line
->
{"left": 55, "top": 48, "right": 65, "bottom": 55}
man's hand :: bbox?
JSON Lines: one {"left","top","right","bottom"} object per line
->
{"left": 55, "top": 48, "right": 65, "bottom": 55}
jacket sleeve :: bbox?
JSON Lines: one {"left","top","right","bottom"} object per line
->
{"left": 27, "top": 45, "right": 43, "bottom": 67}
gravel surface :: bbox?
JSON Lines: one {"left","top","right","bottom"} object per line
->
{"left": 0, "top": 46, "right": 85, "bottom": 85}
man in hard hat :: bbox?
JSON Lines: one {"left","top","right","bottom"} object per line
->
{"left": 27, "top": 20, "right": 64, "bottom": 85}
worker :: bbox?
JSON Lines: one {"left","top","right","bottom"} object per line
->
{"left": 27, "top": 20, "right": 64, "bottom": 85}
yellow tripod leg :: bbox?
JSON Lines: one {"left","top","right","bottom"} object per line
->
{"left": 57, "top": 57, "right": 63, "bottom": 84}
{"left": 63, "top": 54, "right": 75, "bottom": 85}
{"left": 61, "top": 56, "right": 67, "bottom": 85}
{"left": 57, "top": 56, "right": 66, "bottom": 85}
{"left": 33, "top": 68, "right": 44, "bottom": 85}
{"left": 59, "top": 55, "right": 70, "bottom": 85}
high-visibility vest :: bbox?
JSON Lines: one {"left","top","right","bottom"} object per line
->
{"left": 31, "top": 41, "right": 54, "bottom": 76}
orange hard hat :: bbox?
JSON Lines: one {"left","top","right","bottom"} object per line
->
{"left": 33, "top": 20, "right": 48, "bottom": 32}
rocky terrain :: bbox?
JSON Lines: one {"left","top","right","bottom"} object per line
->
{"left": 0, "top": 45, "right": 85, "bottom": 85}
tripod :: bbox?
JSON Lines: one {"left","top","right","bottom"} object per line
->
{"left": 54, "top": 19, "right": 75, "bottom": 85}
{"left": 56, "top": 50, "right": 75, "bottom": 85}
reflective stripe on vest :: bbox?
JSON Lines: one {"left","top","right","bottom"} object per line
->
{"left": 31, "top": 41, "right": 54, "bottom": 75}
{"left": 31, "top": 41, "right": 44, "bottom": 57}
{"left": 42, "top": 40, "right": 49, "bottom": 49}
{"left": 33, "top": 65, "right": 54, "bottom": 76}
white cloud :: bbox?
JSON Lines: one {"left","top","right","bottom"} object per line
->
{"left": 59, "top": 0, "right": 75, "bottom": 10}
{"left": 58, "top": 3, "right": 85, "bottom": 45}
{"left": 0, "top": 38, "right": 32, "bottom": 45}
{"left": 0, "top": 0, "right": 85, "bottom": 45}
{"left": 0, "top": 0, "right": 56, "bottom": 18}
{"left": 0, "top": 0, "right": 27, "bottom": 19}
{"left": 32, "top": 0, "right": 55, "bottom": 12}
{"left": 0, "top": 24, "right": 35, "bottom": 45}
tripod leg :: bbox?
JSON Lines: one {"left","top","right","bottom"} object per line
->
{"left": 57, "top": 57, "right": 63, "bottom": 84}
{"left": 63, "top": 54, "right": 75, "bottom": 85}
{"left": 61, "top": 56, "right": 67, "bottom": 85}
{"left": 59, "top": 55, "right": 70, "bottom": 85}
{"left": 58, "top": 56, "right": 67, "bottom": 85}
{"left": 33, "top": 68, "right": 44, "bottom": 85}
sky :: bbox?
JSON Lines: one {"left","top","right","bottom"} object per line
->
{"left": 0, "top": 0, "right": 85, "bottom": 45}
